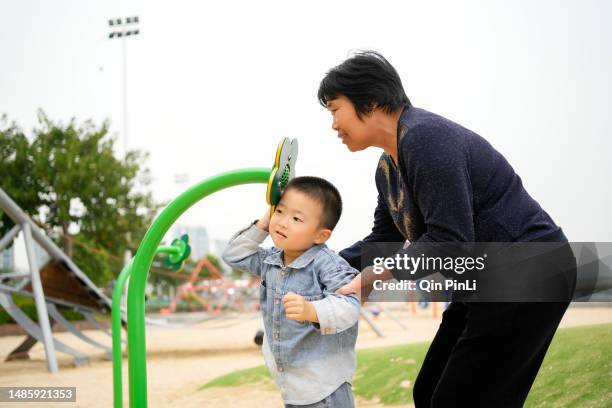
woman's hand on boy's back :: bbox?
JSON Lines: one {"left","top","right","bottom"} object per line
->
{"left": 283, "top": 292, "right": 319, "bottom": 323}
{"left": 336, "top": 266, "right": 391, "bottom": 305}
{"left": 336, "top": 274, "right": 364, "bottom": 304}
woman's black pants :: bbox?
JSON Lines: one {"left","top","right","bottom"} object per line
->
{"left": 412, "top": 301, "right": 571, "bottom": 407}
{"left": 413, "top": 237, "right": 578, "bottom": 407}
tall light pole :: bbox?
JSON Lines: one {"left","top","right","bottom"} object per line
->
{"left": 108, "top": 16, "right": 140, "bottom": 156}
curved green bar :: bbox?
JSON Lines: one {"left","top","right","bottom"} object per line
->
{"left": 112, "top": 245, "right": 188, "bottom": 408}
{"left": 126, "top": 168, "right": 270, "bottom": 408}
{"left": 112, "top": 259, "right": 133, "bottom": 408}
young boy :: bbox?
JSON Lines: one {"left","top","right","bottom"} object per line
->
{"left": 222, "top": 176, "right": 360, "bottom": 407}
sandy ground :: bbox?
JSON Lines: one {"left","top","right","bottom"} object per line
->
{"left": 0, "top": 304, "right": 611, "bottom": 408}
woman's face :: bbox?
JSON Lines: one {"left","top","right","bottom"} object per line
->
{"left": 326, "top": 95, "right": 374, "bottom": 152}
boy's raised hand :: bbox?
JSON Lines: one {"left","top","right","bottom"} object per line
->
{"left": 256, "top": 208, "right": 271, "bottom": 232}
{"left": 283, "top": 292, "right": 319, "bottom": 323}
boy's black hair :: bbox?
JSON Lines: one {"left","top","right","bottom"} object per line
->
{"left": 282, "top": 176, "right": 342, "bottom": 230}
{"left": 317, "top": 50, "right": 411, "bottom": 119}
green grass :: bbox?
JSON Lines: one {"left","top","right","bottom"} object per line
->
{"left": 525, "top": 323, "right": 612, "bottom": 408}
{"left": 201, "top": 364, "right": 274, "bottom": 390}
{"left": 201, "top": 323, "right": 612, "bottom": 407}
{"left": 351, "top": 342, "right": 430, "bottom": 404}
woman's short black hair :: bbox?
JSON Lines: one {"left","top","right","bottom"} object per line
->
{"left": 318, "top": 50, "right": 410, "bottom": 119}
{"left": 282, "top": 176, "right": 342, "bottom": 230}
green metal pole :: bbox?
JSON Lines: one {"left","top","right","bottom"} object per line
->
{"left": 126, "top": 168, "right": 270, "bottom": 408}
{"left": 112, "top": 245, "right": 187, "bottom": 408}
{"left": 155, "top": 246, "right": 181, "bottom": 256}
{"left": 112, "top": 259, "right": 132, "bottom": 408}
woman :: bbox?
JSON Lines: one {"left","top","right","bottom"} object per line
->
{"left": 321, "top": 51, "right": 575, "bottom": 407}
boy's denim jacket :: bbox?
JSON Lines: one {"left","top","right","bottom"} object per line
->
{"left": 222, "top": 222, "right": 360, "bottom": 405}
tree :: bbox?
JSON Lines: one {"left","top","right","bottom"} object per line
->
{"left": 0, "top": 110, "right": 161, "bottom": 285}
{"left": 0, "top": 114, "right": 43, "bottom": 236}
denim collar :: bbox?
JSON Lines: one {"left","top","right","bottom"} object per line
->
{"left": 263, "top": 244, "right": 326, "bottom": 269}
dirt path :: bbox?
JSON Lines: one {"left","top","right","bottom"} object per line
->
{"left": 0, "top": 305, "right": 610, "bottom": 407}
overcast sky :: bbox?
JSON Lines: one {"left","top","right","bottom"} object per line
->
{"left": 2, "top": 0, "right": 611, "bottom": 266}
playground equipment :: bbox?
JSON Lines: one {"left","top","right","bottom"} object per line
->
{"left": 0, "top": 187, "right": 114, "bottom": 373}
{"left": 112, "top": 237, "right": 191, "bottom": 408}
{"left": 163, "top": 235, "right": 192, "bottom": 272}
{"left": 159, "top": 254, "right": 260, "bottom": 316}
{"left": 112, "top": 137, "right": 298, "bottom": 408}
{"left": 0, "top": 184, "right": 196, "bottom": 375}
{"left": 159, "top": 254, "right": 218, "bottom": 314}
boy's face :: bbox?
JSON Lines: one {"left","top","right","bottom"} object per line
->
{"left": 269, "top": 188, "right": 332, "bottom": 254}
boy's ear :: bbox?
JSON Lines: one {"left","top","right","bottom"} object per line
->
{"left": 314, "top": 228, "right": 332, "bottom": 244}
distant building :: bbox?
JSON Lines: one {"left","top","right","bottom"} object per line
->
{"left": 170, "top": 225, "right": 210, "bottom": 260}
{"left": 1, "top": 246, "right": 15, "bottom": 272}
{"left": 34, "top": 241, "right": 50, "bottom": 267}
{"left": 1, "top": 237, "right": 49, "bottom": 273}
{"left": 212, "top": 238, "right": 229, "bottom": 268}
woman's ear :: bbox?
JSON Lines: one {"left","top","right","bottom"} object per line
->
{"left": 314, "top": 228, "right": 332, "bottom": 244}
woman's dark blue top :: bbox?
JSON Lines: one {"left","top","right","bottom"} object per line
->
{"left": 340, "top": 105, "right": 563, "bottom": 272}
